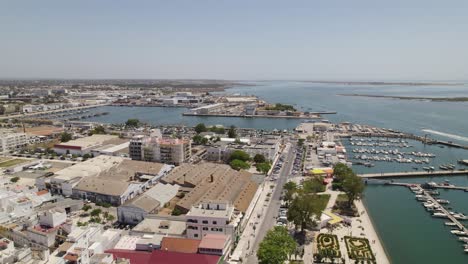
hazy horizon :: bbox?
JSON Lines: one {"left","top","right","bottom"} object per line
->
{"left": 1, "top": 1, "right": 467, "bottom": 80}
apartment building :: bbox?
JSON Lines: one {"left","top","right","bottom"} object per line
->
{"left": 185, "top": 201, "right": 241, "bottom": 241}
{"left": 0, "top": 131, "right": 28, "bottom": 155}
{"left": 130, "top": 136, "right": 191, "bottom": 165}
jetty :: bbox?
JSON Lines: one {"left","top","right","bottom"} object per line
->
{"left": 359, "top": 170, "right": 468, "bottom": 178}
{"left": 425, "top": 194, "right": 467, "bottom": 233}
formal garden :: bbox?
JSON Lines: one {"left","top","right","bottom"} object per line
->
{"left": 314, "top": 233, "right": 342, "bottom": 262}
{"left": 344, "top": 236, "right": 376, "bottom": 263}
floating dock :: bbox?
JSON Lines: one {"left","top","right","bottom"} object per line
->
{"left": 359, "top": 170, "right": 468, "bottom": 178}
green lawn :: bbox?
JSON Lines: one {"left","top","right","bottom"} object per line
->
{"left": 0, "top": 159, "right": 28, "bottom": 168}
{"left": 336, "top": 193, "right": 349, "bottom": 203}
{"left": 316, "top": 194, "right": 331, "bottom": 212}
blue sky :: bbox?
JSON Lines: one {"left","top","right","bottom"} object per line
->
{"left": 1, "top": 0, "right": 467, "bottom": 80}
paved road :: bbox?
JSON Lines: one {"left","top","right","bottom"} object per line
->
{"left": 246, "top": 142, "right": 296, "bottom": 264}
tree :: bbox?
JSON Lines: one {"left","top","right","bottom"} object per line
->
{"left": 106, "top": 214, "right": 115, "bottom": 222}
{"left": 298, "top": 138, "right": 305, "bottom": 147}
{"left": 256, "top": 162, "right": 271, "bottom": 175}
{"left": 228, "top": 150, "right": 250, "bottom": 162}
{"left": 10, "top": 177, "right": 20, "bottom": 183}
{"left": 192, "top": 134, "right": 203, "bottom": 145}
{"left": 253, "top": 154, "right": 266, "bottom": 164}
{"left": 125, "top": 118, "right": 140, "bottom": 127}
{"left": 302, "top": 177, "right": 326, "bottom": 193}
{"left": 230, "top": 159, "right": 250, "bottom": 170}
{"left": 284, "top": 181, "right": 297, "bottom": 193}
{"left": 228, "top": 125, "right": 237, "bottom": 138}
{"left": 257, "top": 226, "right": 297, "bottom": 264}
{"left": 194, "top": 123, "right": 207, "bottom": 134}
{"left": 342, "top": 173, "right": 365, "bottom": 208}
{"left": 90, "top": 125, "right": 106, "bottom": 135}
{"left": 82, "top": 153, "right": 91, "bottom": 161}
{"left": 287, "top": 193, "right": 322, "bottom": 231}
{"left": 60, "top": 132, "right": 72, "bottom": 142}
{"left": 82, "top": 205, "right": 92, "bottom": 212}
{"left": 0, "top": 105, "right": 5, "bottom": 115}
{"left": 333, "top": 163, "right": 353, "bottom": 182}
{"left": 209, "top": 126, "right": 225, "bottom": 134}
{"left": 90, "top": 209, "right": 102, "bottom": 217}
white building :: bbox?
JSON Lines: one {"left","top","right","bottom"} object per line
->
{"left": 53, "top": 134, "right": 124, "bottom": 155}
{"left": 0, "top": 131, "right": 28, "bottom": 155}
{"left": 130, "top": 136, "right": 191, "bottom": 165}
{"left": 38, "top": 208, "right": 67, "bottom": 228}
{"left": 185, "top": 201, "right": 241, "bottom": 241}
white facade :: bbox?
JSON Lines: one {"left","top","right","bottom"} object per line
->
{"left": 39, "top": 209, "right": 67, "bottom": 228}
{"left": 185, "top": 201, "right": 240, "bottom": 240}
{"left": 0, "top": 132, "right": 28, "bottom": 155}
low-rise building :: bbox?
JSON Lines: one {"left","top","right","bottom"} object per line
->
{"left": 161, "top": 163, "right": 258, "bottom": 214}
{"left": 185, "top": 201, "right": 241, "bottom": 241}
{"left": 38, "top": 208, "right": 67, "bottom": 228}
{"left": 117, "top": 183, "right": 180, "bottom": 225}
{"left": 53, "top": 134, "right": 128, "bottom": 156}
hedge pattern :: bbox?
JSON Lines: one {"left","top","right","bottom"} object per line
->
{"left": 317, "top": 233, "right": 342, "bottom": 258}
{"left": 344, "top": 236, "right": 376, "bottom": 262}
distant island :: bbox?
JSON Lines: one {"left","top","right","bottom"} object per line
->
{"left": 339, "top": 94, "right": 468, "bottom": 102}
{"left": 303, "top": 81, "right": 464, "bottom": 86}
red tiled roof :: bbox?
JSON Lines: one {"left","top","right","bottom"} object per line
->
{"left": 160, "top": 237, "right": 200, "bottom": 254}
{"left": 36, "top": 190, "right": 49, "bottom": 196}
{"left": 198, "top": 234, "right": 228, "bottom": 250}
{"left": 105, "top": 249, "right": 220, "bottom": 264}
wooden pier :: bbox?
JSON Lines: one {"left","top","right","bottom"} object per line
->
{"left": 424, "top": 193, "right": 468, "bottom": 233}
{"left": 359, "top": 170, "right": 468, "bottom": 178}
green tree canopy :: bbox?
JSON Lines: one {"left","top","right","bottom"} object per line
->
{"left": 125, "top": 118, "right": 140, "bottom": 127}
{"left": 333, "top": 163, "right": 353, "bottom": 182}
{"left": 60, "top": 132, "right": 72, "bottom": 142}
{"left": 302, "top": 177, "right": 326, "bottom": 193}
{"left": 228, "top": 150, "right": 250, "bottom": 162}
{"left": 90, "top": 125, "right": 106, "bottom": 135}
{"left": 342, "top": 173, "right": 365, "bottom": 207}
{"left": 90, "top": 208, "right": 102, "bottom": 217}
{"left": 228, "top": 125, "right": 237, "bottom": 138}
{"left": 257, "top": 226, "right": 297, "bottom": 264}
{"left": 284, "top": 181, "right": 297, "bottom": 193}
{"left": 192, "top": 134, "right": 204, "bottom": 145}
{"left": 229, "top": 159, "right": 250, "bottom": 171}
{"left": 287, "top": 193, "right": 323, "bottom": 231}
{"left": 256, "top": 162, "right": 271, "bottom": 175}
{"left": 209, "top": 126, "right": 225, "bottom": 134}
{"left": 298, "top": 138, "right": 305, "bottom": 147}
{"left": 194, "top": 123, "right": 207, "bottom": 134}
{"left": 253, "top": 154, "right": 266, "bottom": 163}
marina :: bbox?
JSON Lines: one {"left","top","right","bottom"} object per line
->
{"left": 386, "top": 182, "right": 468, "bottom": 254}
{"left": 360, "top": 170, "right": 468, "bottom": 179}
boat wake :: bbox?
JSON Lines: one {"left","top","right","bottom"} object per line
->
{"left": 422, "top": 129, "right": 468, "bottom": 142}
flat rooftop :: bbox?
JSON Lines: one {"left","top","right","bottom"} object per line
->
{"left": 132, "top": 217, "right": 186, "bottom": 236}
{"left": 54, "top": 134, "right": 123, "bottom": 149}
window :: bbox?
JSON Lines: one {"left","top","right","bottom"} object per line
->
{"left": 194, "top": 234, "right": 198, "bottom": 238}
{"left": 218, "top": 228, "right": 223, "bottom": 232}
{"left": 212, "top": 221, "right": 217, "bottom": 225}
{"left": 202, "top": 220, "right": 208, "bottom": 224}
{"left": 203, "top": 227, "right": 208, "bottom": 231}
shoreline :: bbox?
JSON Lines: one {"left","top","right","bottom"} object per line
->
{"left": 357, "top": 198, "right": 391, "bottom": 264}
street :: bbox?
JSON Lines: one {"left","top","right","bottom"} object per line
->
{"left": 245, "top": 141, "right": 296, "bottom": 264}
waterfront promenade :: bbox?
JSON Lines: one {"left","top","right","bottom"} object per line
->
{"left": 311, "top": 187, "right": 390, "bottom": 264}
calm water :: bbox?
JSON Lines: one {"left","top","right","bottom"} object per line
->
{"left": 83, "top": 81, "right": 468, "bottom": 263}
